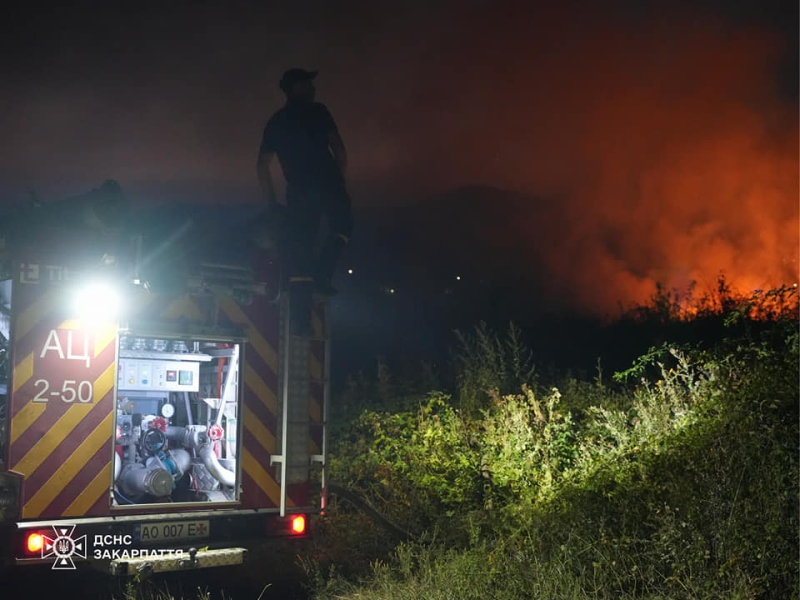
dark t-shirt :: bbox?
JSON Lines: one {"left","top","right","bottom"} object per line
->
{"left": 259, "top": 101, "right": 342, "bottom": 187}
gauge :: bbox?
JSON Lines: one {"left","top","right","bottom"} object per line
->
{"left": 161, "top": 403, "right": 175, "bottom": 418}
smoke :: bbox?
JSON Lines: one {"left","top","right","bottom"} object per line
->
{"left": 0, "top": 1, "right": 795, "bottom": 317}
{"left": 393, "top": 2, "right": 799, "bottom": 315}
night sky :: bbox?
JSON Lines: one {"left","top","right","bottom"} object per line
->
{"left": 1, "top": 0, "right": 797, "bottom": 314}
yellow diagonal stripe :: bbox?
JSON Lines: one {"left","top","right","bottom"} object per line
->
{"left": 15, "top": 289, "right": 58, "bottom": 342}
{"left": 10, "top": 403, "right": 48, "bottom": 444}
{"left": 243, "top": 405, "right": 276, "bottom": 454}
{"left": 23, "top": 412, "right": 114, "bottom": 518}
{"left": 241, "top": 448, "right": 292, "bottom": 508}
{"left": 57, "top": 320, "right": 82, "bottom": 330}
{"left": 62, "top": 460, "right": 112, "bottom": 516}
{"left": 162, "top": 296, "right": 204, "bottom": 321}
{"left": 93, "top": 325, "right": 117, "bottom": 358}
{"left": 11, "top": 403, "right": 94, "bottom": 475}
{"left": 12, "top": 352, "right": 34, "bottom": 393}
{"left": 11, "top": 363, "right": 115, "bottom": 474}
{"left": 310, "top": 354, "right": 322, "bottom": 381}
{"left": 93, "top": 362, "right": 116, "bottom": 402}
{"left": 245, "top": 363, "right": 277, "bottom": 415}
{"left": 309, "top": 397, "right": 321, "bottom": 422}
{"left": 218, "top": 297, "right": 278, "bottom": 373}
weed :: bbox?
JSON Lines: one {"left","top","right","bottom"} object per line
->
{"left": 312, "top": 285, "right": 799, "bottom": 599}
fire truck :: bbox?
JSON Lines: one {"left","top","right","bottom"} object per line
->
{"left": 0, "top": 182, "right": 330, "bottom": 574}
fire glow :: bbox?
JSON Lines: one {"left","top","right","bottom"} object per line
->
{"left": 408, "top": 5, "right": 799, "bottom": 316}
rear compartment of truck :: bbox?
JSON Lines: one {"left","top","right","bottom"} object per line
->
{"left": 0, "top": 207, "right": 329, "bottom": 574}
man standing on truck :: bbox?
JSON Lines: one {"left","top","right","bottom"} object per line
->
{"left": 256, "top": 68, "right": 352, "bottom": 297}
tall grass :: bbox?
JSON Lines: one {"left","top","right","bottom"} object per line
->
{"left": 311, "top": 285, "right": 799, "bottom": 599}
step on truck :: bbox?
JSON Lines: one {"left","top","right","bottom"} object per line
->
{"left": 0, "top": 182, "right": 330, "bottom": 575}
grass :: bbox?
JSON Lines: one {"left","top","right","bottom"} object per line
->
{"left": 111, "top": 578, "right": 272, "bottom": 600}
{"left": 306, "top": 284, "right": 799, "bottom": 599}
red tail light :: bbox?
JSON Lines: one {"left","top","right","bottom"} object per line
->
{"left": 26, "top": 533, "right": 44, "bottom": 554}
{"left": 290, "top": 515, "right": 306, "bottom": 535}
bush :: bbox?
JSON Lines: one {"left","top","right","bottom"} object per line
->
{"left": 313, "top": 287, "right": 799, "bottom": 599}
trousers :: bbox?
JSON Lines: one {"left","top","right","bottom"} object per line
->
{"left": 284, "top": 179, "right": 353, "bottom": 284}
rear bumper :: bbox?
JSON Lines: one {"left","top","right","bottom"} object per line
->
{"left": 109, "top": 546, "right": 248, "bottom": 576}
{"left": 2, "top": 508, "right": 313, "bottom": 571}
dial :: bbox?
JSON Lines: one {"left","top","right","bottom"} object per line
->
{"left": 161, "top": 403, "right": 175, "bottom": 418}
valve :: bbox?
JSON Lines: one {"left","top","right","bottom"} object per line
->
{"left": 207, "top": 424, "right": 224, "bottom": 441}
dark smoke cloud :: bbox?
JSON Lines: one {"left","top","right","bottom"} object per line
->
{"left": 397, "top": 3, "right": 799, "bottom": 313}
{"left": 0, "top": 1, "right": 796, "bottom": 314}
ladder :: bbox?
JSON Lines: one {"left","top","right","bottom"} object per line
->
{"left": 270, "top": 290, "right": 331, "bottom": 516}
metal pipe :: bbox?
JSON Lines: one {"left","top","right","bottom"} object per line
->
{"left": 277, "top": 295, "right": 291, "bottom": 516}
{"left": 121, "top": 463, "right": 173, "bottom": 497}
{"left": 217, "top": 345, "right": 238, "bottom": 427}
{"left": 114, "top": 452, "right": 122, "bottom": 482}
{"left": 170, "top": 449, "right": 192, "bottom": 477}
{"left": 226, "top": 417, "right": 237, "bottom": 459}
{"left": 165, "top": 425, "right": 187, "bottom": 443}
{"left": 127, "top": 439, "right": 137, "bottom": 465}
{"left": 320, "top": 301, "right": 332, "bottom": 511}
{"left": 198, "top": 445, "right": 236, "bottom": 487}
{"left": 183, "top": 392, "right": 193, "bottom": 426}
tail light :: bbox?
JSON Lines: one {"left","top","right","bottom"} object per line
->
{"left": 290, "top": 515, "right": 306, "bottom": 535}
{"left": 26, "top": 532, "right": 44, "bottom": 554}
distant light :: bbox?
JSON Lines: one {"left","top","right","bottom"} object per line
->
{"left": 348, "top": 269, "right": 353, "bottom": 274}
{"left": 389, "top": 288, "right": 395, "bottom": 294}
{"left": 456, "top": 276, "right": 461, "bottom": 281}
{"left": 794, "top": 283, "right": 798, "bottom": 288}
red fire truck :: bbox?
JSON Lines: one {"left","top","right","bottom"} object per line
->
{"left": 0, "top": 183, "right": 330, "bottom": 574}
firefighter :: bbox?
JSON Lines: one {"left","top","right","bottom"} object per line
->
{"left": 256, "top": 68, "right": 353, "bottom": 297}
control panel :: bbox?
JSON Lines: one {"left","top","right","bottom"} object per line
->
{"left": 117, "top": 359, "right": 200, "bottom": 392}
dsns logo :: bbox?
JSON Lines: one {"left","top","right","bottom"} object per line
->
{"left": 36, "top": 525, "right": 87, "bottom": 569}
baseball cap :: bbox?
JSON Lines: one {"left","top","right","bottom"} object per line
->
{"left": 279, "top": 68, "right": 318, "bottom": 92}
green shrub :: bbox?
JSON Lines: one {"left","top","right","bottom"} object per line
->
{"left": 329, "top": 392, "right": 482, "bottom": 539}
{"left": 315, "top": 287, "right": 799, "bottom": 599}
{"left": 451, "top": 321, "right": 537, "bottom": 414}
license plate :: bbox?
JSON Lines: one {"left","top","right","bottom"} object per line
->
{"left": 134, "top": 520, "right": 210, "bottom": 543}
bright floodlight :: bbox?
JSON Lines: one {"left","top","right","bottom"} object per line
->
{"left": 74, "top": 282, "right": 121, "bottom": 321}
